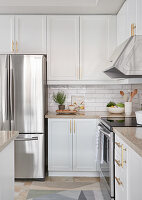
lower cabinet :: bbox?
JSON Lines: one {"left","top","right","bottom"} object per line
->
{"left": 115, "top": 134, "right": 142, "bottom": 200}
{"left": 48, "top": 118, "right": 98, "bottom": 175}
{"left": 48, "top": 119, "right": 72, "bottom": 171}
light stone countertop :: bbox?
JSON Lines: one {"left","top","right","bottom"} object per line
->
{"left": 113, "top": 127, "right": 142, "bottom": 157}
{"left": 45, "top": 111, "right": 135, "bottom": 119}
{"left": 0, "top": 131, "right": 19, "bottom": 152}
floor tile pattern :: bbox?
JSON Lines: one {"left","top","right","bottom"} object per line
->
{"left": 15, "top": 177, "right": 103, "bottom": 200}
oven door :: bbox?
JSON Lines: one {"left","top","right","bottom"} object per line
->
{"left": 99, "top": 125, "right": 114, "bottom": 199}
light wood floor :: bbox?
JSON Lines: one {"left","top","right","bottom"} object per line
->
{"left": 15, "top": 177, "right": 101, "bottom": 200}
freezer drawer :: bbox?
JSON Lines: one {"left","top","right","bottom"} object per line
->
{"left": 15, "top": 134, "right": 45, "bottom": 179}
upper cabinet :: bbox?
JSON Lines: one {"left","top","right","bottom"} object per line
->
{"left": 117, "top": 2, "right": 129, "bottom": 45}
{"left": 117, "top": 0, "right": 142, "bottom": 46}
{"left": 0, "top": 15, "right": 46, "bottom": 54}
{"left": 0, "top": 16, "right": 14, "bottom": 54}
{"left": 47, "top": 15, "right": 117, "bottom": 81}
{"left": 15, "top": 15, "right": 46, "bottom": 54}
{"left": 80, "top": 15, "right": 116, "bottom": 80}
{"left": 47, "top": 16, "right": 79, "bottom": 80}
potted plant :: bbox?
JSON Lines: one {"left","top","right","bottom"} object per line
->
{"left": 53, "top": 91, "right": 66, "bottom": 110}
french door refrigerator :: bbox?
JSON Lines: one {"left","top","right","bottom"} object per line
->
{"left": 0, "top": 54, "right": 46, "bottom": 180}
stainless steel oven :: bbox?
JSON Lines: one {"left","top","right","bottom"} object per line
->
{"left": 99, "top": 122, "right": 114, "bottom": 200}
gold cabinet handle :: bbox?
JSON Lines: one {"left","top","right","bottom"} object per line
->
{"left": 115, "top": 142, "right": 122, "bottom": 148}
{"left": 74, "top": 120, "right": 75, "bottom": 134}
{"left": 115, "top": 159, "right": 121, "bottom": 167}
{"left": 12, "top": 40, "right": 14, "bottom": 52}
{"left": 70, "top": 120, "right": 72, "bottom": 134}
{"left": 121, "top": 144, "right": 124, "bottom": 168}
{"left": 16, "top": 41, "right": 18, "bottom": 52}
{"left": 115, "top": 177, "right": 123, "bottom": 186}
{"left": 121, "top": 144, "right": 127, "bottom": 167}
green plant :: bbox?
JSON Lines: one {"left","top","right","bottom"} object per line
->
{"left": 53, "top": 91, "right": 66, "bottom": 105}
{"left": 106, "top": 102, "right": 116, "bottom": 107}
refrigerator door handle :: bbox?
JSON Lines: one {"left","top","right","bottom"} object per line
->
{"left": 15, "top": 137, "right": 38, "bottom": 141}
{"left": 6, "top": 67, "right": 9, "bottom": 120}
{"left": 10, "top": 68, "right": 14, "bottom": 120}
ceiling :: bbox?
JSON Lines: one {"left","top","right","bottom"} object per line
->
{"left": 0, "top": 0, "right": 126, "bottom": 14}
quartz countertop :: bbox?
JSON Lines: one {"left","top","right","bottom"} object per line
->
{"left": 113, "top": 127, "right": 142, "bottom": 157}
{"left": 45, "top": 111, "right": 135, "bottom": 119}
{"left": 0, "top": 131, "right": 19, "bottom": 152}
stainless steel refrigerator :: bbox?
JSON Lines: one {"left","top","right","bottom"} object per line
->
{"left": 0, "top": 54, "right": 46, "bottom": 180}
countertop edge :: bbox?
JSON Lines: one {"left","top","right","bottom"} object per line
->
{"left": 0, "top": 131, "right": 19, "bottom": 152}
{"left": 45, "top": 112, "right": 135, "bottom": 119}
{"left": 113, "top": 128, "right": 142, "bottom": 158}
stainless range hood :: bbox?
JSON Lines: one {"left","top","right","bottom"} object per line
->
{"left": 104, "top": 35, "right": 142, "bottom": 78}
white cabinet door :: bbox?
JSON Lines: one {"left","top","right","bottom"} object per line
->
{"left": 47, "top": 16, "right": 79, "bottom": 80}
{"left": 117, "top": 2, "right": 128, "bottom": 46}
{"left": 48, "top": 119, "right": 72, "bottom": 171}
{"left": 73, "top": 119, "right": 97, "bottom": 171}
{"left": 137, "top": 0, "right": 142, "bottom": 35}
{"left": 80, "top": 15, "right": 116, "bottom": 81}
{"left": 127, "top": 0, "right": 137, "bottom": 36}
{"left": 0, "top": 16, "right": 14, "bottom": 54}
{"left": 15, "top": 15, "right": 46, "bottom": 54}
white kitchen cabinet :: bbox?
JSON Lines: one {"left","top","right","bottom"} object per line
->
{"left": 48, "top": 119, "right": 72, "bottom": 171}
{"left": 117, "top": 0, "right": 137, "bottom": 46}
{"left": 47, "top": 16, "right": 79, "bottom": 80}
{"left": 15, "top": 15, "right": 46, "bottom": 54}
{"left": 80, "top": 15, "right": 116, "bottom": 80}
{"left": 115, "top": 134, "right": 142, "bottom": 200}
{"left": 0, "top": 16, "right": 14, "bottom": 54}
{"left": 115, "top": 135, "right": 127, "bottom": 200}
{"left": 117, "top": 2, "right": 128, "bottom": 46}
{"left": 136, "top": 0, "right": 142, "bottom": 35}
{"left": 48, "top": 118, "right": 98, "bottom": 175}
{"left": 73, "top": 119, "right": 97, "bottom": 171}
{"left": 0, "top": 142, "right": 14, "bottom": 200}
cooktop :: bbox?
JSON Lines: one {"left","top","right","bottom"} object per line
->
{"left": 101, "top": 117, "right": 142, "bottom": 130}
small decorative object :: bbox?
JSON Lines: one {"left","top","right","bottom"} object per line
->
{"left": 72, "top": 96, "right": 85, "bottom": 111}
{"left": 107, "top": 102, "right": 125, "bottom": 114}
{"left": 68, "top": 105, "right": 75, "bottom": 111}
{"left": 53, "top": 91, "right": 66, "bottom": 110}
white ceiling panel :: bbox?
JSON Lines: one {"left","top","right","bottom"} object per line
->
{"left": 0, "top": 0, "right": 125, "bottom": 14}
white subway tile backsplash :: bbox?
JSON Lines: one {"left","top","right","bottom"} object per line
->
{"left": 48, "top": 84, "right": 142, "bottom": 112}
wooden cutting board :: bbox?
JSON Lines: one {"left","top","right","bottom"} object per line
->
{"left": 56, "top": 110, "right": 77, "bottom": 115}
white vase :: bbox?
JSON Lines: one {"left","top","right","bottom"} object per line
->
{"left": 125, "top": 102, "right": 132, "bottom": 116}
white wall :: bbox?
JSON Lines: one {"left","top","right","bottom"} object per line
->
{"left": 48, "top": 84, "right": 142, "bottom": 112}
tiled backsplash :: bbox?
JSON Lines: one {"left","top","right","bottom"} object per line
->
{"left": 48, "top": 84, "right": 142, "bottom": 112}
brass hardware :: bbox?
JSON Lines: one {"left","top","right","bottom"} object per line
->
{"left": 123, "top": 148, "right": 127, "bottom": 151}
{"left": 121, "top": 144, "right": 124, "bottom": 168}
{"left": 115, "top": 142, "right": 122, "bottom": 148}
{"left": 16, "top": 41, "right": 18, "bottom": 52}
{"left": 115, "top": 159, "right": 121, "bottom": 167}
{"left": 70, "top": 120, "right": 71, "bottom": 134}
{"left": 12, "top": 40, "right": 14, "bottom": 52}
{"left": 74, "top": 120, "right": 75, "bottom": 134}
{"left": 131, "top": 24, "right": 136, "bottom": 36}
{"left": 115, "top": 177, "right": 123, "bottom": 186}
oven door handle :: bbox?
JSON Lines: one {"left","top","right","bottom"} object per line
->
{"left": 100, "top": 128, "right": 110, "bottom": 138}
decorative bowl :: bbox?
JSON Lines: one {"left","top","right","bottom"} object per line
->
{"left": 107, "top": 107, "right": 125, "bottom": 114}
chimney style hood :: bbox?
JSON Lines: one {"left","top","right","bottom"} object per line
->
{"left": 104, "top": 36, "right": 142, "bottom": 78}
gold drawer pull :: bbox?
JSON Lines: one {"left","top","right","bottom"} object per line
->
{"left": 12, "top": 40, "right": 14, "bottom": 52}
{"left": 70, "top": 120, "right": 71, "bottom": 134}
{"left": 115, "top": 142, "right": 122, "bottom": 148}
{"left": 115, "top": 159, "right": 121, "bottom": 167}
{"left": 74, "top": 120, "right": 75, "bottom": 134}
{"left": 115, "top": 177, "right": 123, "bottom": 186}
{"left": 16, "top": 41, "right": 18, "bottom": 52}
